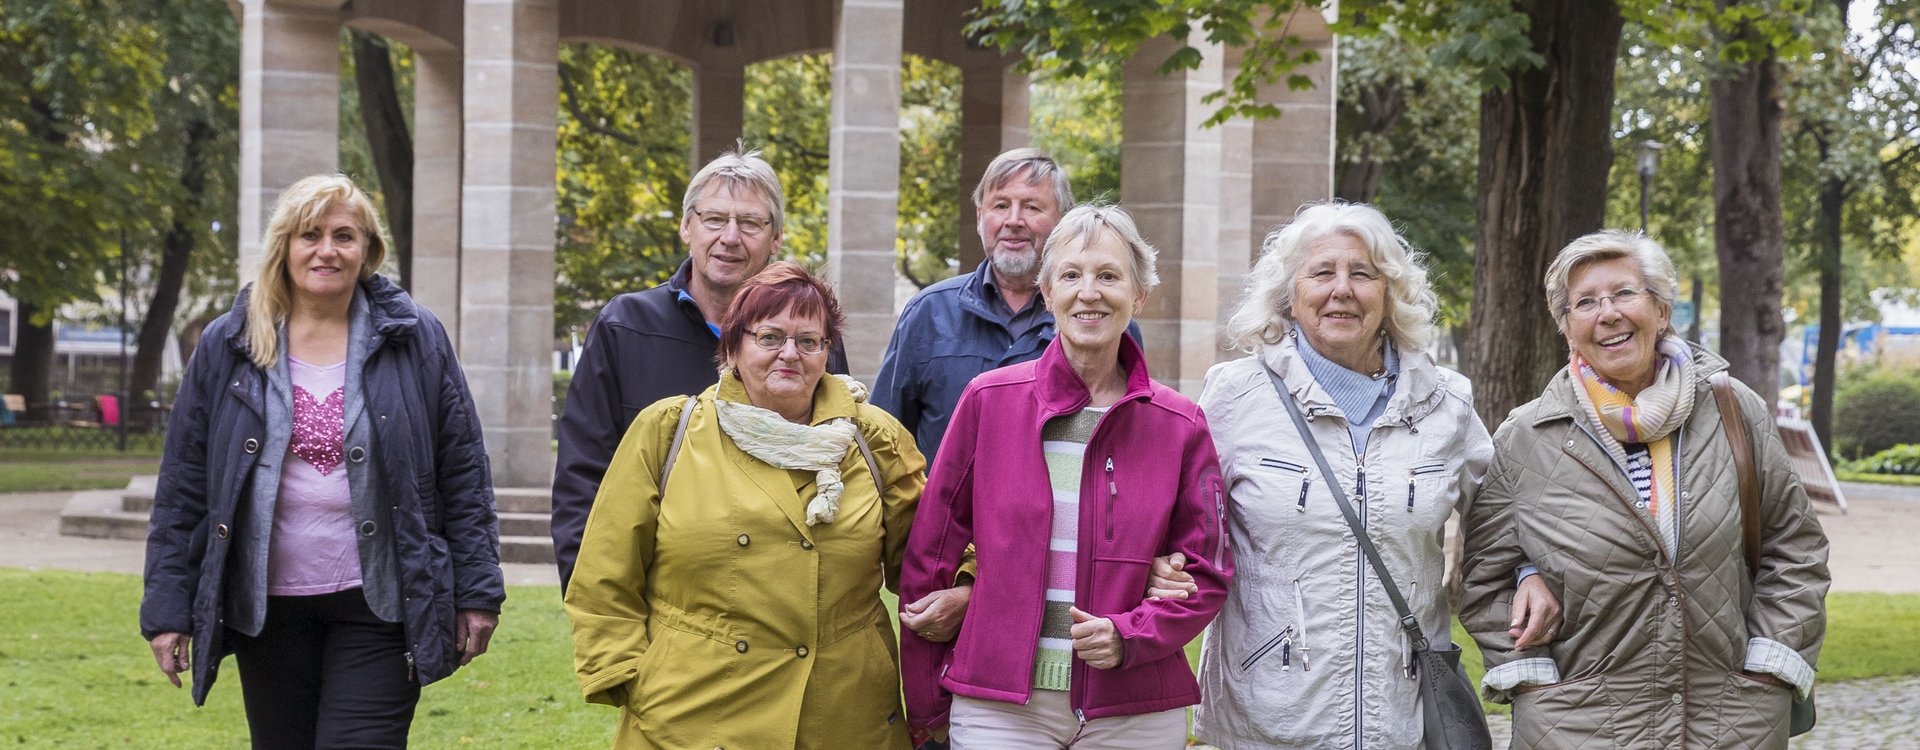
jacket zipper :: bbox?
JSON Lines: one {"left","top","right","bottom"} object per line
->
{"left": 1213, "top": 482, "right": 1227, "bottom": 564}
{"left": 1104, "top": 456, "right": 1116, "bottom": 542}
{"left": 1353, "top": 463, "right": 1367, "bottom": 749}
{"left": 1241, "top": 624, "right": 1294, "bottom": 672}
{"left": 405, "top": 651, "right": 416, "bottom": 682}
{"left": 1292, "top": 576, "right": 1312, "bottom": 671}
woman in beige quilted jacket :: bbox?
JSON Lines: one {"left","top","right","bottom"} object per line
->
{"left": 1460, "top": 230, "right": 1831, "bottom": 749}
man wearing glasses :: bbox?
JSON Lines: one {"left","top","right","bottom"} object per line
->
{"left": 549, "top": 147, "right": 850, "bottom": 590}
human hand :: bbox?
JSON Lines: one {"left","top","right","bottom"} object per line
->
{"left": 900, "top": 585, "right": 971, "bottom": 643}
{"left": 1068, "top": 607, "right": 1124, "bottom": 669}
{"left": 1508, "top": 574, "right": 1563, "bottom": 650}
{"left": 149, "top": 632, "right": 190, "bottom": 688}
{"left": 456, "top": 609, "right": 499, "bottom": 665}
{"left": 1146, "top": 552, "right": 1197, "bottom": 601}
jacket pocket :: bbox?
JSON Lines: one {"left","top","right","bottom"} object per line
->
{"left": 1405, "top": 461, "right": 1447, "bottom": 514}
{"left": 1239, "top": 624, "right": 1295, "bottom": 673}
{"left": 1254, "top": 457, "right": 1313, "bottom": 512}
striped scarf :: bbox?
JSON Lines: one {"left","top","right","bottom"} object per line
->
{"left": 1569, "top": 336, "right": 1701, "bottom": 558}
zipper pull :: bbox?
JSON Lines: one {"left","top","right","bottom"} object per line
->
{"left": 405, "top": 651, "right": 416, "bottom": 682}
{"left": 1298, "top": 644, "right": 1311, "bottom": 672}
{"left": 1105, "top": 457, "right": 1114, "bottom": 472}
{"left": 1280, "top": 637, "right": 1293, "bottom": 670}
{"left": 1407, "top": 476, "right": 1416, "bottom": 512}
{"left": 1296, "top": 479, "right": 1310, "bottom": 512}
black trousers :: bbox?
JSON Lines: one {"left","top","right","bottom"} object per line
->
{"left": 227, "top": 588, "right": 419, "bottom": 749}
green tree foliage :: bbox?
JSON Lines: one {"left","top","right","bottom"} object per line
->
{"left": 897, "top": 55, "right": 962, "bottom": 288}
{"left": 745, "top": 54, "right": 830, "bottom": 269}
{"left": 1031, "top": 58, "right": 1123, "bottom": 205}
{"left": 552, "top": 43, "right": 692, "bottom": 337}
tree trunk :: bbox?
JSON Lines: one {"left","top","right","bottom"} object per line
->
{"left": 352, "top": 30, "right": 413, "bottom": 288}
{"left": 1334, "top": 80, "right": 1406, "bottom": 202}
{"left": 9, "top": 301, "right": 55, "bottom": 409}
{"left": 1466, "top": 0, "right": 1624, "bottom": 428}
{"left": 1810, "top": 134, "right": 1844, "bottom": 457}
{"left": 1710, "top": 7, "right": 1788, "bottom": 407}
{"left": 131, "top": 118, "right": 213, "bottom": 406}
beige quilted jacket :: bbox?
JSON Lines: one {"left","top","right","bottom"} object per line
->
{"left": 1460, "top": 347, "right": 1829, "bottom": 750}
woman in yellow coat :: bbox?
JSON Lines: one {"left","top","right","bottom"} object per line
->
{"left": 565, "top": 262, "right": 927, "bottom": 748}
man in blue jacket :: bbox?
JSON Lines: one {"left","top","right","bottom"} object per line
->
{"left": 549, "top": 148, "right": 849, "bottom": 590}
{"left": 875, "top": 148, "right": 1139, "bottom": 463}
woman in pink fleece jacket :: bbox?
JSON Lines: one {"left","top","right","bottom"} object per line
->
{"left": 900, "top": 204, "right": 1232, "bottom": 749}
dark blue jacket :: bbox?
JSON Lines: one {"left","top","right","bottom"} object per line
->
{"left": 140, "top": 275, "right": 504, "bottom": 705}
{"left": 550, "top": 260, "right": 848, "bottom": 589}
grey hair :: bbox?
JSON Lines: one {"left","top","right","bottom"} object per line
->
{"left": 1223, "top": 201, "right": 1437, "bottom": 353}
{"left": 972, "top": 147, "right": 1073, "bottom": 213}
{"left": 683, "top": 144, "right": 785, "bottom": 234}
{"left": 1038, "top": 203, "right": 1160, "bottom": 296}
{"left": 1544, "top": 229, "right": 1678, "bottom": 334}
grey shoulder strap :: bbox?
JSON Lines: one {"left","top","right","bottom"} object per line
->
{"left": 659, "top": 396, "right": 699, "bottom": 488}
{"left": 660, "top": 394, "right": 886, "bottom": 497}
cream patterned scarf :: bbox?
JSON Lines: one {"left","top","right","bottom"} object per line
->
{"left": 713, "top": 374, "right": 863, "bottom": 526}
{"left": 1569, "top": 335, "right": 1701, "bottom": 557}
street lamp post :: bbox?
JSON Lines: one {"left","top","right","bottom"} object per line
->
{"left": 1636, "top": 140, "right": 1662, "bottom": 234}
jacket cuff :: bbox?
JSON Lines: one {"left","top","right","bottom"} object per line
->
{"left": 1744, "top": 637, "right": 1815, "bottom": 700}
{"left": 1481, "top": 657, "right": 1560, "bottom": 703}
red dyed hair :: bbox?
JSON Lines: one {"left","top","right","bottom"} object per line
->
{"left": 718, "top": 261, "right": 846, "bottom": 366}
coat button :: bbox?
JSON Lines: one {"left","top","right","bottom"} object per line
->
{"left": 737, "top": 534, "right": 750, "bottom": 547}
{"left": 734, "top": 640, "right": 748, "bottom": 653}
{"left": 215, "top": 524, "right": 230, "bottom": 539}
{"left": 359, "top": 520, "right": 377, "bottom": 537}
{"left": 1670, "top": 692, "right": 1683, "bottom": 704}
{"left": 243, "top": 438, "right": 259, "bottom": 454}
{"left": 800, "top": 539, "right": 814, "bottom": 550}
{"left": 796, "top": 645, "right": 809, "bottom": 658}
{"left": 1669, "top": 596, "right": 1679, "bottom": 607}
{"left": 349, "top": 446, "right": 366, "bottom": 463}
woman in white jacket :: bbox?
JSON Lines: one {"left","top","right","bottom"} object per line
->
{"left": 1179, "top": 202, "right": 1558, "bottom": 748}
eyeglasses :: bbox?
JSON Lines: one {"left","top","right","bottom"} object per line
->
{"left": 694, "top": 209, "right": 770, "bottom": 237}
{"left": 1566, "top": 287, "right": 1650, "bottom": 318}
{"left": 750, "top": 328, "right": 828, "bottom": 355}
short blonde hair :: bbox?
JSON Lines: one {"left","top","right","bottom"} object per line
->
{"left": 1038, "top": 204, "right": 1160, "bottom": 297}
{"left": 683, "top": 145, "right": 784, "bottom": 234}
{"left": 246, "top": 174, "right": 390, "bottom": 368}
{"left": 1223, "top": 201, "right": 1437, "bottom": 353}
{"left": 1544, "top": 230, "right": 1677, "bottom": 335}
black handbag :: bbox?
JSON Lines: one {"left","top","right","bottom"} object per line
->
{"left": 1266, "top": 364, "right": 1493, "bottom": 750}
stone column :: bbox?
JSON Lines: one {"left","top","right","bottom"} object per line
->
{"left": 1251, "top": 36, "right": 1336, "bottom": 261}
{"left": 1215, "top": 44, "right": 1255, "bottom": 359}
{"left": 692, "top": 58, "right": 746, "bottom": 169}
{"left": 461, "top": 0, "right": 558, "bottom": 487}
{"left": 957, "top": 61, "right": 1014, "bottom": 272}
{"left": 1002, "top": 66, "right": 1030, "bottom": 149}
{"left": 411, "top": 49, "right": 463, "bottom": 340}
{"left": 826, "top": 0, "right": 904, "bottom": 382}
{"left": 1122, "top": 35, "right": 1225, "bottom": 397}
{"left": 237, "top": 0, "right": 340, "bottom": 281}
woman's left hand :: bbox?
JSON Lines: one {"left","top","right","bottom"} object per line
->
{"left": 456, "top": 609, "right": 499, "bottom": 665}
{"left": 1509, "top": 574, "right": 1563, "bottom": 650}
{"left": 1068, "top": 607, "right": 1125, "bottom": 669}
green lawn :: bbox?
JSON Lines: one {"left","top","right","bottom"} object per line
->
{"left": 1835, "top": 469, "right": 1920, "bottom": 487}
{"left": 3, "top": 569, "right": 1911, "bottom": 747}
{"left": 0, "top": 449, "right": 160, "bottom": 494}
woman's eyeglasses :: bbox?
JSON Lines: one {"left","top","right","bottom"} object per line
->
{"left": 1566, "top": 287, "right": 1649, "bottom": 318}
{"left": 750, "top": 329, "right": 828, "bottom": 355}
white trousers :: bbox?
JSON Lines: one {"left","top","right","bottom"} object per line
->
{"left": 950, "top": 690, "right": 1187, "bottom": 750}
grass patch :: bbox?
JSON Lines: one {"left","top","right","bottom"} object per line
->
{"left": 1835, "top": 469, "right": 1920, "bottom": 487}
{"left": 0, "top": 449, "right": 160, "bottom": 494}
{"left": 3, "top": 570, "right": 1910, "bottom": 746}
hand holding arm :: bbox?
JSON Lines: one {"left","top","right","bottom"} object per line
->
{"left": 899, "top": 585, "right": 971, "bottom": 643}
{"left": 1508, "top": 573, "right": 1563, "bottom": 650}
{"left": 1068, "top": 607, "right": 1125, "bottom": 669}
{"left": 1146, "top": 552, "right": 1198, "bottom": 600}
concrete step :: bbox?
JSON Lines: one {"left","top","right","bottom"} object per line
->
{"left": 60, "top": 489, "right": 151, "bottom": 541}
{"left": 495, "top": 487, "right": 549, "bottom": 514}
{"left": 122, "top": 475, "right": 158, "bottom": 512}
{"left": 499, "top": 535, "right": 555, "bottom": 566}
{"left": 497, "top": 511, "right": 550, "bottom": 538}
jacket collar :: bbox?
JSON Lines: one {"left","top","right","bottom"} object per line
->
{"left": 224, "top": 275, "right": 419, "bottom": 358}
{"left": 1033, "top": 333, "right": 1155, "bottom": 416}
{"left": 1259, "top": 330, "right": 1448, "bottom": 424}
{"left": 957, "top": 261, "right": 1048, "bottom": 326}
{"left": 1528, "top": 339, "right": 1731, "bottom": 428}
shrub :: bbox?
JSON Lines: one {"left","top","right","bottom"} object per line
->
{"left": 1833, "top": 373, "right": 1920, "bottom": 459}
{"left": 1849, "top": 444, "right": 1920, "bottom": 476}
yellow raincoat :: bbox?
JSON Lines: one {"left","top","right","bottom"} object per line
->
{"left": 566, "top": 373, "right": 926, "bottom": 749}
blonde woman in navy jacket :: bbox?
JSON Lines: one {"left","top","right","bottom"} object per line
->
{"left": 901, "top": 204, "right": 1231, "bottom": 748}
